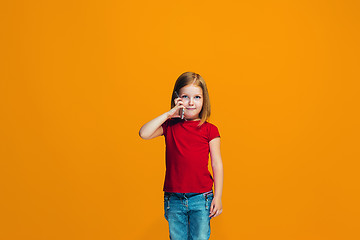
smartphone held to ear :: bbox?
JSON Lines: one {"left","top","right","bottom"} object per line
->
{"left": 174, "top": 91, "right": 185, "bottom": 119}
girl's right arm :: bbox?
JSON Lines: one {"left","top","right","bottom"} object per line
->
{"left": 139, "top": 97, "right": 184, "bottom": 140}
{"left": 138, "top": 112, "right": 169, "bottom": 140}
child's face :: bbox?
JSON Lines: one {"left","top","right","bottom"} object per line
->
{"left": 178, "top": 84, "right": 203, "bottom": 120}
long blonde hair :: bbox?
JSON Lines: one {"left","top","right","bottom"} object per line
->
{"left": 171, "top": 72, "right": 211, "bottom": 126}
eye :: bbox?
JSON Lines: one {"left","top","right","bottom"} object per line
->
{"left": 195, "top": 96, "right": 201, "bottom": 99}
{"left": 182, "top": 95, "right": 188, "bottom": 98}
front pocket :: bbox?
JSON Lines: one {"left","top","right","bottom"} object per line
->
{"left": 204, "top": 194, "right": 213, "bottom": 210}
{"left": 164, "top": 195, "right": 170, "bottom": 210}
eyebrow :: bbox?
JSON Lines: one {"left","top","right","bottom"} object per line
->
{"left": 181, "top": 93, "right": 203, "bottom": 96}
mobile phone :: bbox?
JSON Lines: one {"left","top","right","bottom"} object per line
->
{"left": 174, "top": 91, "right": 185, "bottom": 119}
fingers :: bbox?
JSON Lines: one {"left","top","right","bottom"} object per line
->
{"left": 168, "top": 98, "right": 185, "bottom": 118}
{"left": 215, "top": 209, "right": 223, "bottom": 217}
{"left": 174, "top": 97, "right": 185, "bottom": 108}
{"left": 209, "top": 210, "right": 215, "bottom": 218}
{"left": 209, "top": 208, "right": 223, "bottom": 218}
{"left": 209, "top": 202, "right": 223, "bottom": 218}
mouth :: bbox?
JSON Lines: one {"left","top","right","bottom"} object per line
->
{"left": 186, "top": 108, "right": 196, "bottom": 110}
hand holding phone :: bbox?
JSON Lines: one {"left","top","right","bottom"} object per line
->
{"left": 174, "top": 91, "right": 185, "bottom": 119}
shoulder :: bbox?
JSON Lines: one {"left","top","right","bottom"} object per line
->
{"left": 163, "top": 118, "right": 182, "bottom": 126}
{"left": 168, "top": 118, "right": 183, "bottom": 126}
{"left": 203, "top": 121, "right": 220, "bottom": 140}
{"left": 203, "top": 121, "right": 219, "bottom": 130}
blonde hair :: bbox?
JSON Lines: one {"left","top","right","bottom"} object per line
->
{"left": 171, "top": 72, "right": 211, "bottom": 126}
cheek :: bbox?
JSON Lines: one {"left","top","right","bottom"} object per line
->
{"left": 183, "top": 98, "right": 190, "bottom": 104}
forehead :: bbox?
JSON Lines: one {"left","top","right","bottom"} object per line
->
{"left": 179, "top": 84, "right": 203, "bottom": 95}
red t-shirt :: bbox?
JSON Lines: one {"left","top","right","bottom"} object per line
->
{"left": 161, "top": 118, "right": 220, "bottom": 193}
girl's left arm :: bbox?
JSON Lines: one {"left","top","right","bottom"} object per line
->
{"left": 209, "top": 137, "right": 223, "bottom": 218}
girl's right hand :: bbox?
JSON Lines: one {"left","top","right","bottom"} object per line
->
{"left": 167, "top": 97, "right": 185, "bottom": 119}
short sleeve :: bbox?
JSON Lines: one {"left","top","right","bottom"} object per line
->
{"left": 161, "top": 119, "right": 170, "bottom": 136}
{"left": 208, "top": 123, "right": 220, "bottom": 142}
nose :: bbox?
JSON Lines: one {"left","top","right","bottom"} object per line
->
{"left": 189, "top": 97, "right": 194, "bottom": 105}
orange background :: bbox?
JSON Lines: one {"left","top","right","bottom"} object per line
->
{"left": 1, "top": 0, "right": 359, "bottom": 239}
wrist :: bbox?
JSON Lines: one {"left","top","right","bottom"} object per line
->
{"left": 214, "top": 195, "right": 222, "bottom": 200}
{"left": 165, "top": 111, "right": 172, "bottom": 119}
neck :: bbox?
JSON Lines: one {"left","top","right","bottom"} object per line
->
{"left": 185, "top": 117, "right": 200, "bottom": 121}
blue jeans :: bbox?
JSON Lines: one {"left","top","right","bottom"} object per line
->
{"left": 164, "top": 191, "right": 214, "bottom": 240}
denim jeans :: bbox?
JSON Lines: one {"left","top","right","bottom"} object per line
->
{"left": 164, "top": 191, "right": 214, "bottom": 240}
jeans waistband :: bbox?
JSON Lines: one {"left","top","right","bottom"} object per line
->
{"left": 164, "top": 190, "right": 213, "bottom": 199}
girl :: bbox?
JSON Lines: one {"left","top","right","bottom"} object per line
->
{"left": 139, "top": 72, "right": 223, "bottom": 240}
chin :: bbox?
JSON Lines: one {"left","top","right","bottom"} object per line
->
{"left": 186, "top": 115, "right": 199, "bottom": 119}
